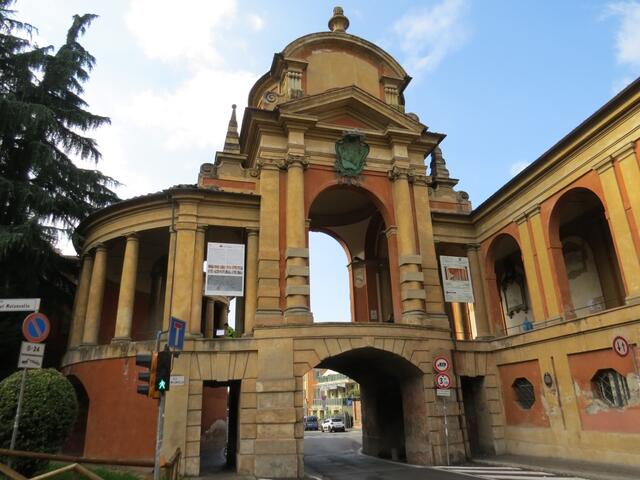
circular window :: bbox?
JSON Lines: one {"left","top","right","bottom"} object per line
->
{"left": 512, "top": 377, "right": 535, "bottom": 409}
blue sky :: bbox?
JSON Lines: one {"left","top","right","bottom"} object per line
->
{"left": 13, "top": 0, "right": 640, "bottom": 322}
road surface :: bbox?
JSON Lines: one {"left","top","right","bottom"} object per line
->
{"left": 303, "top": 430, "right": 587, "bottom": 480}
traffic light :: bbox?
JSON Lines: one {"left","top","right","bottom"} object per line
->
{"left": 136, "top": 352, "right": 158, "bottom": 399}
{"left": 155, "top": 349, "right": 172, "bottom": 393}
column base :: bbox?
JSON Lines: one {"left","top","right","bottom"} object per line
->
{"left": 255, "top": 309, "right": 283, "bottom": 327}
{"left": 625, "top": 294, "right": 640, "bottom": 306}
{"left": 284, "top": 308, "right": 313, "bottom": 325}
{"left": 111, "top": 336, "right": 131, "bottom": 344}
{"left": 400, "top": 310, "right": 426, "bottom": 325}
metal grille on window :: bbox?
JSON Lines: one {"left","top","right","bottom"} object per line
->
{"left": 512, "top": 377, "right": 535, "bottom": 409}
{"left": 592, "top": 369, "right": 630, "bottom": 408}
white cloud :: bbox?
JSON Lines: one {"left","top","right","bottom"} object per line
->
{"left": 121, "top": 68, "right": 258, "bottom": 151}
{"left": 510, "top": 161, "right": 529, "bottom": 176}
{"left": 393, "top": 0, "right": 469, "bottom": 72}
{"left": 607, "top": 2, "right": 640, "bottom": 67}
{"left": 248, "top": 14, "right": 265, "bottom": 31}
{"left": 125, "top": 0, "right": 237, "bottom": 66}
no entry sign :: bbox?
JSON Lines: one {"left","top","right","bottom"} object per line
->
{"left": 22, "top": 312, "right": 50, "bottom": 343}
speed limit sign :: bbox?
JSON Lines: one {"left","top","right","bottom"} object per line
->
{"left": 435, "top": 373, "right": 452, "bottom": 389}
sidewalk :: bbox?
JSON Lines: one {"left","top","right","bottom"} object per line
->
{"left": 473, "top": 454, "right": 640, "bottom": 480}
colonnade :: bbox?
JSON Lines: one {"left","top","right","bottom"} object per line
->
{"left": 67, "top": 221, "right": 260, "bottom": 348}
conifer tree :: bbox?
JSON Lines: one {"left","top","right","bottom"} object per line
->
{"left": 0, "top": 0, "right": 118, "bottom": 376}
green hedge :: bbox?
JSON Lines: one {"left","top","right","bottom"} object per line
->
{"left": 0, "top": 369, "right": 78, "bottom": 475}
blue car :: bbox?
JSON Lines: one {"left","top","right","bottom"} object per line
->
{"left": 304, "top": 415, "right": 319, "bottom": 431}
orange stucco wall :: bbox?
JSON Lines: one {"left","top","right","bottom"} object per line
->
{"left": 498, "top": 360, "right": 550, "bottom": 428}
{"left": 64, "top": 357, "right": 157, "bottom": 460}
{"left": 567, "top": 347, "right": 640, "bottom": 433}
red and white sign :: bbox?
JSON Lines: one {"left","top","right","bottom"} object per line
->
{"left": 22, "top": 312, "right": 50, "bottom": 343}
{"left": 433, "top": 356, "right": 450, "bottom": 373}
{"left": 435, "top": 373, "right": 452, "bottom": 389}
{"left": 612, "top": 336, "right": 630, "bottom": 357}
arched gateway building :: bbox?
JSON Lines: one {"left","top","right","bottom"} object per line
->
{"left": 62, "top": 7, "right": 640, "bottom": 478}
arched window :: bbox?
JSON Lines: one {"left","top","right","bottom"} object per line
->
{"left": 592, "top": 369, "right": 630, "bottom": 408}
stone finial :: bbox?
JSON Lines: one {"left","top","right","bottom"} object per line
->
{"left": 430, "top": 146, "right": 450, "bottom": 179}
{"left": 328, "top": 6, "right": 349, "bottom": 32}
{"left": 223, "top": 104, "right": 241, "bottom": 154}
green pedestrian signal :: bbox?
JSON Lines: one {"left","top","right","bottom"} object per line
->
{"left": 155, "top": 349, "right": 172, "bottom": 393}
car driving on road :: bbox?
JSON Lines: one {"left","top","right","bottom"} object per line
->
{"left": 321, "top": 417, "right": 345, "bottom": 432}
{"left": 304, "top": 415, "right": 320, "bottom": 431}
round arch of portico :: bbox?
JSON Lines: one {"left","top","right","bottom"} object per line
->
{"left": 304, "top": 172, "right": 395, "bottom": 229}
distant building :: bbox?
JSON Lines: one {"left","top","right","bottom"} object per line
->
{"left": 61, "top": 7, "right": 640, "bottom": 478}
{"left": 306, "top": 369, "right": 361, "bottom": 427}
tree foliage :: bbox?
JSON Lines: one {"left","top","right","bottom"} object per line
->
{"left": 0, "top": 0, "right": 119, "bottom": 376}
{"left": 0, "top": 369, "right": 78, "bottom": 475}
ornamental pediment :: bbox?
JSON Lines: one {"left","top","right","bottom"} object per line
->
{"left": 278, "top": 85, "right": 426, "bottom": 135}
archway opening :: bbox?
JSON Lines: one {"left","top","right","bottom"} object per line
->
{"left": 303, "top": 347, "right": 429, "bottom": 469}
{"left": 309, "top": 232, "right": 351, "bottom": 322}
{"left": 308, "top": 186, "right": 395, "bottom": 323}
{"left": 550, "top": 188, "right": 624, "bottom": 316}
{"left": 488, "top": 235, "right": 531, "bottom": 335}
{"left": 62, "top": 375, "right": 89, "bottom": 456}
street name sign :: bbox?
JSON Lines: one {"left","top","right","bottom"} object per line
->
{"left": 170, "top": 375, "right": 185, "bottom": 386}
{"left": 18, "top": 341, "right": 45, "bottom": 369}
{"left": 0, "top": 298, "right": 40, "bottom": 312}
{"left": 436, "top": 388, "right": 451, "bottom": 397}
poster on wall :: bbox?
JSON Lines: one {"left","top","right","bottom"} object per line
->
{"left": 439, "top": 255, "right": 474, "bottom": 303}
{"left": 205, "top": 242, "right": 245, "bottom": 297}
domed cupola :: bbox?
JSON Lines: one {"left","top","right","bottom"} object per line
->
{"left": 248, "top": 7, "right": 411, "bottom": 112}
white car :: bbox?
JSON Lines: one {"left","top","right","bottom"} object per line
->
{"left": 321, "top": 417, "right": 345, "bottom": 432}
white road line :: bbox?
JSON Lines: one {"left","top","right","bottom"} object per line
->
{"left": 433, "top": 465, "right": 589, "bottom": 480}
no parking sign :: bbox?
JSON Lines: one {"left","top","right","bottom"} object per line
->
{"left": 22, "top": 312, "right": 50, "bottom": 343}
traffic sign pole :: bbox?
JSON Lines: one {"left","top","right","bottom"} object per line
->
{"left": 9, "top": 368, "right": 27, "bottom": 462}
{"left": 443, "top": 396, "right": 449, "bottom": 466}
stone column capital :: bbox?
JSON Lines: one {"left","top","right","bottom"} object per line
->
{"left": 387, "top": 165, "right": 411, "bottom": 181}
{"left": 465, "top": 243, "right": 481, "bottom": 252}
{"left": 94, "top": 243, "right": 107, "bottom": 253}
{"left": 246, "top": 227, "right": 259, "bottom": 236}
{"left": 124, "top": 232, "right": 139, "bottom": 242}
{"left": 410, "top": 172, "right": 430, "bottom": 186}
{"left": 524, "top": 205, "right": 541, "bottom": 218}
{"left": 594, "top": 156, "right": 615, "bottom": 174}
{"left": 514, "top": 213, "right": 528, "bottom": 225}
{"left": 284, "top": 154, "right": 309, "bottom": 169}
{"left": 611, "top": 142, "right": 636, "bottom": 162}
{"left": 384, "top": 225, "right": 398, "bottom": 238}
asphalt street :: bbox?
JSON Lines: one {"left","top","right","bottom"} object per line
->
{"left": 303, "top": 430, "right": 588, "bottom": 480}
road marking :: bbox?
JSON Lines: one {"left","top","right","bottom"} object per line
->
{"left": 434, "top": 465, "right": 589, "bottom": 480}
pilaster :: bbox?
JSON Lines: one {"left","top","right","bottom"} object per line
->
{"left": 465, "top": 244, "right": 491, "bottom": 337}
{"left": 68, "top": 254, "right": 93, "bottom": 349}
{"left": 514, "top": 214, "right": 547, "bottom": 322}
{"left": 244, "top": 228, "right": 259, "bottom": 335}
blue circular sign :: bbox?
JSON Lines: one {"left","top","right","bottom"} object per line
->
{"left": 22, "top": 312, "right": 50, "bottom": 343}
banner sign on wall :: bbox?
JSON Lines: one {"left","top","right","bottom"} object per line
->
{"left": 439, "top": 255, "right": 474, "bottom": 303}
{"left": 205, "top": 243, "right": 245, "bottom": 297}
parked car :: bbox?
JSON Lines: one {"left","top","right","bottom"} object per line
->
{"left": 321, "top": 417, "right": 345, "bottom": 432}
{"left": 303, "top": 415, "right": 319, "bottom": 431}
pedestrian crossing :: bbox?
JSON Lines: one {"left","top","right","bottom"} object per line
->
{"left": 433, "top": 465, "right": 589, "bottom": 480}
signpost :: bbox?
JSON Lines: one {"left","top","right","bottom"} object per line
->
{"left": 433, "top": 354, "right": 452, "bottom": 466}
{"left": 18, "top": 342, "right": 45, "bottom": 369}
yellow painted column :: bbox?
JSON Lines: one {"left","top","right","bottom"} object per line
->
{"left": 527, "top": 206, "right": 562, "bottom": 320}
{"left": 465, "top": 244, "right": 491, "bottom": 337}
{"left": 285, "top": 155, "right": 311, "bottom": 324}
{"left": 163, "top": 229, "right": 176, "bottom": 330}
{"left": 113, "top": 233, "right": 140, "bottom": 342}
{"left": 389, "top": 165, "right": 426, "bottom": 323}
{"left": 412, "top": 173, "right": 446, "bottom": 318}
{"left": 514, "top": 214, "right": 546, "bottom": 322}
{"left": 244, "top": 228, "right": 259, "bottom": 335}
{"left": 68, "top": 254, "right": 93, "bottom": 348}
{"left": 189, "top": 226, "right": 206, "bottom": 336}
{"left": 256, "top": 159, "right": 282, "bottom": 324}
{"left": 171, "top": 227, "right": 196, "bottom": 329}
{"left": 204, "top": 298, "right": 215, "bottom": 338}
{"left": 595, "top": 157, "right": 640, "bottom": 302}
{"left": 82, "top": 244, "right": 107, "bottom": 345}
